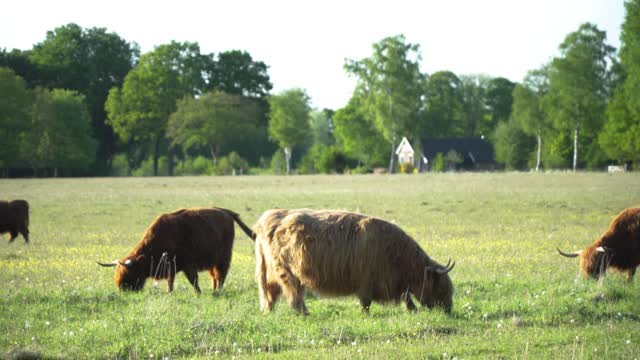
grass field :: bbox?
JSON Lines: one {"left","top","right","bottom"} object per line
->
{"left": 1, "top": 173, "right": 639, "bottom": 359}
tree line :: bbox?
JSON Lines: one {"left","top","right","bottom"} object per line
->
{"left": 1, "top": 1, "right": 639, "bottom": 177}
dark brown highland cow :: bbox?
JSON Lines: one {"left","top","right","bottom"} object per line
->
{"left": 253, "top": 208, "right": 455, "bottom": 315}
{"left": 0, "top": 200, "right": 29, "bottom": 243}
{"left": 98, "top": 207, "right": 254, "bottom": 292}
{"left": 557, "top": 207, "right": 640, "bottom": 282}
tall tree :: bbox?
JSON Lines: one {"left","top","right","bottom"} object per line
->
{"left": 345, "top": 35, "right": 424, "bottom": 172}
{"left": 21, "top": 88, "right": 96, "bottom": 176}
{"left": 29, "top": 23, "right": 138, "bottom": 174}
{"left": 493, "top": 119, "right": 535, "bottom": 170}
{"left": 459, "top": 74, "right": 490, "bottom": 137}
{"left": 203, "top": 50, "right": 274, "bottom": 165}
{"left": 544, "top": 23, "right": 615, "bottom": 170}
{"left": 485, "top": 77, "right": 515, "bottom": 129}
{"left": 166, "top": 91, "right": 260, "bottom": 166}
{"left": 267, "top": 88, "right": 311, "bottom": 174}
{"left": 600, "top": 0, "right": 640, "bottom": 167}
{"left": 205, "top": 50, "right": 273, "bottom": 98}
{"left": 512, "top": 67, "right": 550, "bottom": 171}
{"left": 421, "top": 71, "right": 465, "bottom": 137}
{"left": 333, "top": 96, "right": 388, "bottom": 168}
{"left": 106, "top": 41, "right": 206, "bottom": 176}
{"left": 308, "top": 109, "right": 335, "bottom": 147}
{"left": 0, "top": 49, "right": 40, "bottom": 87}
{"left": 0, "top": 67, "right": 31, "bottom": 174}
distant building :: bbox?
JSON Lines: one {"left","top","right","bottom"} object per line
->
{"left": 421, "top": 137, "right": 495, "bottom": 171}
{"left": 395, "top": 137, "right": 415, "bottom": 165}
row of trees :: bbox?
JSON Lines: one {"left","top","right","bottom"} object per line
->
{"left": 336, "top": 2, "right": 639, "bottom": 171}
{"left": 1, "top": 1, "right": 639, "bottom": 176}
{"left": 0, "top": 68, "right": 95, "bottom": 176}
{"left": 495, "top": 3, "right": 640, "bottom": 171}
{"left": 1, "top": 24, "right": 274, "bottom": 176}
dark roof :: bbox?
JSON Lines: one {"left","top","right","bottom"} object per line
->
{"left": 420, "top": 137, "right": 494, "bottom": 164}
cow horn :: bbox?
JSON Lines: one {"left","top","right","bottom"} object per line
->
{"left": 436, "top": 260, "right": 455, "bottom": 275}
{"left": 556, "top": 247, "right": 581, "bottom": 258}
{"left": 426, "top": 258, "right": 455, "bottom": 275}
{"left": 97, "top": 260, "right": 118, "bottom": 267}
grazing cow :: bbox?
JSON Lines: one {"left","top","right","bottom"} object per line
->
{"left": 98, "top": 207, "right": 254, "bottom": 292}
{"left": 0, "top": 200, "right": 30, "bottom": 243}
{"left": 557, "top": 207, "right": 640, "bottom": 282}
{"left": 253, "top": 208, "right": 455, "bottom": 315}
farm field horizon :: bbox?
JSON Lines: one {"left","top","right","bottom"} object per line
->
{"left": 1, "top": 173, "right": 639, "bottom": 359}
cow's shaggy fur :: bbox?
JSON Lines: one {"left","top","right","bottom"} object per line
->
{"left": 0, "top": 200, "right": 29, "bottom": 243}
{"left": 99, "top": 207, "right": 254, "bottom": 292}
{"left": 254, "top": 209, "right": 455, "bottom": 314}
{"left": 558, "top": 207, "right": 640, "bottom": 281}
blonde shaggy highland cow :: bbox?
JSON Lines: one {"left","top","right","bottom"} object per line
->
{"left": 253, "top": 208, "right": 455, "bottom": 315}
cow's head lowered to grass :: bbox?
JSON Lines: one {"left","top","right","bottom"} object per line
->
{"left": 557, "top": 207, "right": 640, "bottom": 282}
{"left": 253, "top": 208, "right": 455, "bottom": 315}
{"left": 98, "top": 207, "right": 254, "bottom": 293}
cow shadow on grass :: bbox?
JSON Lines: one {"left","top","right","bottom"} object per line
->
{"left": 4, "top": 348, "right": 63, "bottom": 360}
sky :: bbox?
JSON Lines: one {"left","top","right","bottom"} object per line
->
{"left": 1, "top": 0, "right": 626, "bottom": 110}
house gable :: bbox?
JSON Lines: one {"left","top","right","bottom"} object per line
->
{"left": 395, "top": 137, "right": 415, "bottom": 164}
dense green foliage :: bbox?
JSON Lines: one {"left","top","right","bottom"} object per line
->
{"left": 345, "top": 35, "right": 424, "bottom": 172}
{"left": 545, "top": 23, "right": 615, "bottom": 171}
{"left": 28, "top": 24, "right": 138, "bottom": 174}
{"left": 1, "top": 173, "right": 639, "bottom": 358}
{"left": 0, "top": 67, "right": 31, "bottom": 173}
{"left": 167, "top": 91, "right": 260, "bottom": 167}
{"left": 600, "top": 0, "right": 640, "bottom": 167}
{"left": 23, "top": 88, "right": 96, "bottom": 175}
{"left": 510, "top": 69, "right": 549, "bottom": 171}
{"left": 268, "top": 89, "right": 312, "bottom": 174}
{"left": 496, "top": 119, "right": 537, "bottom": 170}
{"left": 1, "top": 6, "right": 639, "bottom": 176}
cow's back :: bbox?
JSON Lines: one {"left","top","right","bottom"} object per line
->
{"left": 271, "top": 210, "right": 402, "bottom": 297}
{"left": 601, "top": 207, "right": 640, "bottom": 269}
{"left": 171, "top": 208, "right": 236, "bottom": 270}
{"left": 0, "top": 200, "right": 29, "bottom": 232}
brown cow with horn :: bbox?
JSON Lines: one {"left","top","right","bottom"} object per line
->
{"left": 253, "top": 208, "right": 455, "bottom": 315}
{"left": 0, "top": 200, "right": 30, "bottom": 243}
{"left": 98, "top": 207, "right": 254, "bottom": 292}
{"left": 557, "top": 207, "right": 640, "bottom": 282}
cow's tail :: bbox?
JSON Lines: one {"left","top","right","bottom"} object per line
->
{"left": 227, "top": 210, "right": 256, "bottom": 241}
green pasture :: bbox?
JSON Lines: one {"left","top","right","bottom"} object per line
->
{"left": 1, "top": 173, "right": 639, "bottom": 359}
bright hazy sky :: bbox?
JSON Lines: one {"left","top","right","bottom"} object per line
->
{"left": 1, "top": 0, "right": 626, "bottom": 110}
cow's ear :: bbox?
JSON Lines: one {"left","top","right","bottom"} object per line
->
{"left": 118, "top": 259, "right": 134, "bottom": 267}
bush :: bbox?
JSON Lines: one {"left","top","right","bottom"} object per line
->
{"left": 317, "top": 146, "right": 350, "bottom": 174}
{"left": 399, "top": 162, "right": 415, "bottom": 174}
{"left": 297, "top": 145, "right": 323, "bottom": 174}
{"left": 270, "top": 150, "right": 286, "bottom": 175}
{"left": 432, "top": 153, "right": 445, "bottom": 172}
{"left": 110, "top": 153, "right": 129, "bottom": 176}
{"left": 445, "top": 150, "right": 463, "bottom": 170}
{"left": 214, "top": 152, "right": 249, "bottom": 175}
{"left": 132, "top": 156, "right": 169, "bottom": 176}
{"left": 174, "top": 156, "right": 213, "bottom": 175}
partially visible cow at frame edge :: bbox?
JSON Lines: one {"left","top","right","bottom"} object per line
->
{"left": 253, "top": 208, "right": 455, "bottom": 315}
{"left": 0, "top": 200, "right": 30, "bottom": 243}
{"left": 557, "top": 207, "right": 640, "bottom": 282}
{"left": 98, "top": 207, "right": 254, "bottom": 292}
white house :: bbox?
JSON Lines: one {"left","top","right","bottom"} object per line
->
{"left": 395, "top": 137, "right": 414, "bottom": 165}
